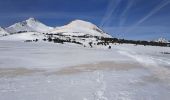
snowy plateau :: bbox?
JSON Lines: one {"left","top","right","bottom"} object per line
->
{"left": 0, "top": 18, "right": 170, "bottom": 100}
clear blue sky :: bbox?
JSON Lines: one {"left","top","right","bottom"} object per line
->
{"left": 0, "top": 0, "right": 170, "bottom": 40}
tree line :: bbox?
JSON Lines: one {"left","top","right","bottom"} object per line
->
{"left": 100, "top": 38, "right": 170, "bottom": 47}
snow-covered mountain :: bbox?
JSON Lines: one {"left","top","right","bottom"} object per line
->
{"left": 50, "top": 20, "right": 112, "bottom": 38}
{"left": 4, "top": 18, "right": 111, "bottom": 38}
{"left": 155, "top": 37, "right": 169, "bottom": 43}
{"left": 0, "top": 18, "right": 112, "bottom": 46}
{"left": 6, "top": 18, "right": 53, "bottom": 33}
{"left": 0, "top": 27, "right": 9, "bottom": 36}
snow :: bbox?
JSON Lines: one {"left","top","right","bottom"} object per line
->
{"left": 154, "top": 37, "right": 169, "bottom": 43}
{"left": 115, "top": 44, "right": 170, "bottom": 66}
{"left": 1, "top": 17, "right": 170, "bottom": 100}
{"left": 2, "top": 18, "right": 112, "bottom": 47}
{"left": 50, "top": 19, "right": 112, "bottom": 38}
{"left": 0, "top": 41, "right": 170, "bottom": 100}
{"left": 4, "top": 18, "right": 111, "bottom": 38}
{"left": 0, "top": 27, "right": 9, "bottom": 36}
{"left": 0, "top": 32, "right": 45, "bottom": 41}
{"left": 0, "top": 41, "right": 127, "bottom": 68}
{"left": 6, "top": 18, "right": 53, "bottom": 33}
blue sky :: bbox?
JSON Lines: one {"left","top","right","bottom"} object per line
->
{"left": 0, "top": 0, "right": 170, "bottom": 40}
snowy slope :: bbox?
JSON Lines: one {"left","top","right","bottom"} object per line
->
{"left": 0, "top": 32, "right": 45, "bottom": 41}
{"left": 6, "top": 18, "right": 53, "bottom": 33}
{"left": 50, "top": 20, "right": 112, "bottom": 38}
{"left": 0, "top": 27, "right": 9, "bottom": 36}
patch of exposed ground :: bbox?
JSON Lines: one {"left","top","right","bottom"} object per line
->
{"left": 0, "top": 61, "right": 144, "bottom": 77}
{"left": 0, "top": 68, "right": 45, "bottom": 78}
{"left": 47, "top": 61, "right": 143, "bottom": 76}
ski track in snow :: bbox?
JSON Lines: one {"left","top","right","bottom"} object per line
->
{"left": 95, "top": 71, "right": 108, "bottom": 100}
{"left": 151, "top": 57, "right": 170, "bottom": 65}
{"left": 118, "top": 50, "right": 157, "bottom": 66}
{"left": 118, "top": 48, "right": 170, "bottom": 82}
{"left": 117, "top": 46, "right": 170, "bottom": 67}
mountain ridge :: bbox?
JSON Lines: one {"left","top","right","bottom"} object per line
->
{"left": 2, "top": 17, "right": 112, "bottom": 38}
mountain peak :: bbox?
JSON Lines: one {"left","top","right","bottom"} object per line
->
{"left": 71, "top": 19, "right": 90, "bottom": 24}
{"left": 68, "top": 19, "right": 95, "bottom": 28}
{"left": 27, "top": 17, "right": 37, "bottom": 21}
{"left": 51, "top": 19, "right": 112, "bottom": 38}
{"left": 6, "top": 18, "right": 53, "bottom": 33}
{"left": 26, "top": 17, "right": 39, "bottom": 23}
